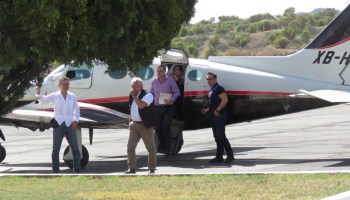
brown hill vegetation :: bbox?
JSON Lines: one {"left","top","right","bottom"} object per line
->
{"left": 171, "top": 7, "right": 339, "bottom": 58}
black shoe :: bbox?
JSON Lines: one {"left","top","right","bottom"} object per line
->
{"left": 164, "top": 151, "right": 171, "bottom": 158}
{"left": 148, "top": 169, "right": 155, "bottom": 174}
{"left": 157, "top": 149, "right": 165, "bottom": 154}
{"left": 52, "top": 170, "right": 60, "bottom": 174}
{"left": 125, "top": 169, "right": 136, "bottom": 174}
{"left": 209, "top": 157, "right": 224, "bottom": 163}
{"left": 157, "top": 146, "right": 165, "bottom": 153}
{"left": 225, "top": 156, "right": 235, "bottom": 163}
{"left": 74, "top": 169, "right": 81, "bottom": 174}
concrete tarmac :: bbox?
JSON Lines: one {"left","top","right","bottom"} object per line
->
{"left": 1, "top": 104, "right": 350, "bottom": 175}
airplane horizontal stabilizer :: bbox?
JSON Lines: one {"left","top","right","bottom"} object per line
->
{"left": 298, "top": 89, "right": 350, "bottom": 103}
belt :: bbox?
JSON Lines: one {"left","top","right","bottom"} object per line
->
{"left": 156, "top": 105, "right": 171, "bottom": 108}
{"left": 132, "top": 121, "right": 142, "bottom": 124}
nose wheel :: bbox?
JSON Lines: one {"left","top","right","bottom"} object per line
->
{"left": 63, "top": 145, "right": 89, "bottom": 169}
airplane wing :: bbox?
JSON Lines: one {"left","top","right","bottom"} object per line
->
{"left": 0, "top": 102, "right": 129, "bottom": 131}
{"left": 297, "top": 89, "right": 350, "bottom": 103}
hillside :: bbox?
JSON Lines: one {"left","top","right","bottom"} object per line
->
{"left": 171, "top": 7, "right": 338, "bottom": 58}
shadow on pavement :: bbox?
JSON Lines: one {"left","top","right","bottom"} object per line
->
{"left": 2, "top": 146, "right": 350, "bottom": 174}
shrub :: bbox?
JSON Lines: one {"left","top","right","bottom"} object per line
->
{"left": 235, "top": 33, "right": 250, "bottom": 47}
{"left": 204, "top": 48, "right": 217, "bottom": 59}
{"left": 268, "top": 31, "right": 282, "bottom": 43}
{"left": 208, "top": 35, "right": 220, "bottom": 48}
{"left": 187, "top": 44, "right": 199, "bottom": 57}
{"left": 301, "top": 30, "right": 311, "bottom": 43}
{"left": 179, "top": 27, "right": 188, "bottom": 37}
{"left": 273, "top": 36, "right": 289, "bottom": 48}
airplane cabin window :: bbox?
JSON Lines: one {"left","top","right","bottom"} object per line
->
{"left": 108, "top": 69, "right": 127, "bottom": 79}
{"left": 135, "top": 66, "right": 154, "bottom": 80}
{"left": 66, "top": 70, "right": 76, "bottom": 79}
{"left": 188, "top": 70, "right": 203, "bottom": 81}
{"left": 66, "top": 65, "right": 91, "bottom": 81}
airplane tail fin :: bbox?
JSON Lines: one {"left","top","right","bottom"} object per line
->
{"left": 305, "top": 4, "right": 350, "bottom": 50}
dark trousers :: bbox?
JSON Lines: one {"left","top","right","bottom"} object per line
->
{"left": 155, "top": 105, "right": 174, "bottom": 152}
{"left": 211, "top": 112, "right": 234, "bottom": 158}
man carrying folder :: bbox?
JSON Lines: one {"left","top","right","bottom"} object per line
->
{"left": 150, "top": 64, "right": 180, "bottom": 157}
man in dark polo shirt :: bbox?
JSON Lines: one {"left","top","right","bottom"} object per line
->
{"left": 201, "top": 72, "right": 235, "bottom": 164}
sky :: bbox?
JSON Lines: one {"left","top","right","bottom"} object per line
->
{"left": 190, "top": 0, "right": 350, "bottom": 23}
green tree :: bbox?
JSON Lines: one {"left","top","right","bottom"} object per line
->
{"left": 208, "top": 35, "right": 220, "bottom": 48}
{"left": 179, "top": 26, "right": 189, "bottom": 37}
{"left": 228, "top": 30, "right": 236, "bottom": 40}
{"left": 186, "top": 44, "right": 199, "bottom": 57}
{"left": 283, "top": 27, "right": 297, "bottom": 40}
{"left": 283, "top": 7, "right": 296, "bottom": 18}
{"left": 235, "top": 33, "right": 250, "bottom": 47}
{"left": 301, "top": 30, "right": 311, "bottom": 43}
{"left": 247, "top": 23, "right": 258, "bottom": 33}
{"left": 192, "top": 23, "right": 212, "bottom": 34}
{"left": 171, "top": 39, "right": 186, "bottom": 50}
{"left": 247, "top": 13, "right": 274, "bottom": 23}
{"left": 0, "top": 0, "right": 197, "bottom": 115}
{"left": 268, "top": 31, "right": 282, "bottom": 44}
{"left": 218, "top": 15, "right": 239, "bottom": 22}
{"left": 216, "top": 20, "right": 237, "bottom": 34}
{"left": 257, "top": 20, "right": 276, "bottom": 31}
{"left": 204, "top": 48, "right": 217, "bottom": 59}
{"left": 273, "top": 36, "right": 289, "bottom": 48}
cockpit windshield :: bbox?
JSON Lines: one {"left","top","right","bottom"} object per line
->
{"left": 43, "top": 65, "right": 66, "bottom": 83}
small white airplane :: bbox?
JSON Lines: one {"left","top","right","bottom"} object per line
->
{"left": 1, "top": 4, "right": 350, "bottom": 169}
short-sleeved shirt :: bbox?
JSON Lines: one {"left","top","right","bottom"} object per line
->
{"left": 208, "top": 83, "right": 227, "bottom": 114}
{"left": 130, "top": 92, "right": 153, "bottom": 122}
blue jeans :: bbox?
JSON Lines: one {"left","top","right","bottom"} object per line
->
{"left": 211, "top": 112, "right": 234, "bottom": 159}
{"left": 52, "top": 122, "right": 81, "bottom": 172}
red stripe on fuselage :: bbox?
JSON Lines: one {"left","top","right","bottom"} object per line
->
{"left": 184, "top": 90, "right": 293, "bottom": 97}
{"left": 79, "top": 96, "right": 129, "bottom": 104}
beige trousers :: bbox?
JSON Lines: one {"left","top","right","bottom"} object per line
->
{"left": 127, "top": 122, "right": 157, "bottom": 170}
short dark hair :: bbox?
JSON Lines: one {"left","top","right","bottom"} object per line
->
{"left": 207, "top": 72, "right": 217, "bottom": 79}
{"left": 157, "top": 64, "right": 166, "bottom": 71}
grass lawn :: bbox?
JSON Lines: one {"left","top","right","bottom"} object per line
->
{"left": 1, "top": 174, "right": 350, "bottom": 199}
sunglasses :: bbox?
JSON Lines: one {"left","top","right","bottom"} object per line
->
{"left": 206, "top": 78, "right": 214, "bottom": 80}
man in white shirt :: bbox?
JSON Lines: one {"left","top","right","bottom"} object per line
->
{"left": 36, "top": 76, "right": 81, "bottom": 173}
{"left": 125, "top": 77, "right": 157, "bottom": 174}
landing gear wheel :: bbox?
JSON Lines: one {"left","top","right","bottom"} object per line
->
{"left": 0, "top": 144, "right": 6, "bottom": 162}
{"left": 63, "top": 145, "right": 89, "bottom": 169}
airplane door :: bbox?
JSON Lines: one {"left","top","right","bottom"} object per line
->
{"left": 183, "top": 64, "right": 209, "bottom": 128}
{"left": 65, "top": 65, "right": 93, "bottom": 89}
{"left": 184, "top": 64, "right": 208, "bottom": 95}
